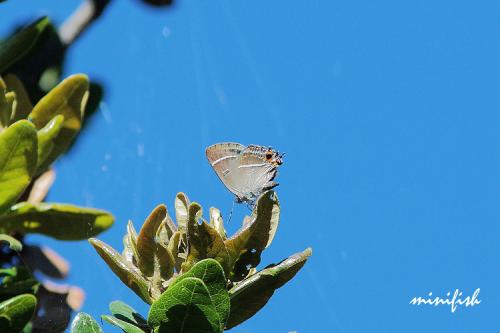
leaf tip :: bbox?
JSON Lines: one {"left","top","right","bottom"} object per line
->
{"left": 88, "top": 238, "right": 100, "bottom": 247}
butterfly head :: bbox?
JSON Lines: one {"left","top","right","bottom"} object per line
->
{"left": 264, "top": 147, "right": 284, "bottom": 167}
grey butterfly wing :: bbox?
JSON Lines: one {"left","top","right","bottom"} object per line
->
{"left": 206, "top": 143, "right": 247, "bottom": 200}
{"left": 234, "top": 146, "right": 279, "bottom": 203}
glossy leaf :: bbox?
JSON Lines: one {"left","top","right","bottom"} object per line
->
{"left": 225, "top": 191, "right": 280, "bottom": 281}
{"left": 103, "top": 301, "right": 149, "bottom": 332}
{"left": 0, "top": 294, "right": 36, "bottom": 332}
{"left": 0, "top": 234, "right": 22, "bottom": 252}
{"left": 28, "top": 74, "right": 89, "bottom": 173}
{"left": 35, "top": 114, "right": 64, "bottom": 173}
{"left": 147, "top": 277, "right": 220, "bottom": 333}
{"left": 182, "top": 203, "right": 230, "bottom": 274}
{"left": 70, "top": 312, "right": 102, "bottom": 333}
{"left": 29, "top": 74, "right": 87, "bottom": 129}
{"left": 0, "top": 202, "right": 114, "bottom": 240}
{"left": 108, "top": 300, "right": 148, "bottom": 330}
{"left": 89, "top": 238, "right": 152, "bottom": 304}
{"left": 226, "top": 248, "right": 312, "bottom": 329}
{"left": 0, "top": 120, "right": 37, "bottom": 215}
{"left": 3, "top": 74, "right": 32, "bottom": 122}
{"left": 173, "top": 259, "right": 229, "bottom": 331}
{"left": 102, "top": 315, "right": 146, "bottom": 333}
{"left": 0, "top": 17, "right": 50, "bottom": 73}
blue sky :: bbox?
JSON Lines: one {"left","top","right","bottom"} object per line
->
{"left": 2, "top": 0, "right": 500, "bottom": 332}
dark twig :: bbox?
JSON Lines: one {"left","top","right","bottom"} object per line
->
{"left": 59, "top": 0, "right": 111, "bottom": 46}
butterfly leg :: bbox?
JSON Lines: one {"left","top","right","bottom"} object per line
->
{"left": 227, "top": 197, "right": 238, "bottom": 223}
{"left": 246, "top": 201, "right": 256, "bottom": 211}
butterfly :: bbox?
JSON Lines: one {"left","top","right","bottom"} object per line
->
{"left": 206, "top": 142, "right": 284, "bottom": 207}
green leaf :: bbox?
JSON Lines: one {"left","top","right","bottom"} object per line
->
{"left": 21, "top": 321, "right": 32, "bottom": 333}
{"left": 35, "top": 114, "right": 64, "bottom": 174}
{"left": 102, "top": 315, "right": 147, "bottom": 333}
{"left": 28, "top": 74, "right": 89, "bottom": 173}
{"left": 3, "top": 74, "right": 32, "bottom": 122}
{"left": 136, "top": 205, "right": 174, "bottom": 298}
{"left": 174, "top": 192, "right": 189, "bottom": 230}
{"left": 156, "top": 213, "right": 176, "bottom": 247}
{"left": 0, "top": 234, "right": 22, "bottom": 252}
{"left": 0, "top": 78, "right": 15, "bottom": 128}
{"left": 0, "top": 266, "right": 38, "bottom": 298}
{"left": 225, "top": 191, "right": 280, "bottom": 281}
{"left": 173, "top": 259, "right": 230, "bottom": 331}
{"left": 89, "top": 238, "right": 152, "bottom": 304}
{"left": 209, "top": 207, "right": 226, "bottom": 240}
{"left": 123, "top": 232, "right": 135, "bottom": 264}
{"left": 152, "top": 243, "right": 175, "bottom": 291}
{"left": 3, "top": 92, "right": 16, "bottom": 126}
{"left": 0, "top": 120, "right": 37, "bottom": 215}
{"left": 137, "top": 204, "right": 166, "bottom": 277}
{"left": 0, "top": 294, "right": 36, "bottom": 332}
{"left": 0, "top": 202, "right": 114, "bottom": 240}
{"left": 0, "top": 17, "right": 50, "bottom": 73}
{"left": 182, "top": 203, "right": 230, "bottom": 275}
{"left": 168, "top": 230, "right": 185, "bottom": 272}
{"left": 226, "top": 248, "right": 312, "bottom": 329}
{"left": 123, "top": 220, "right": 139, "bottom": 264}
{"left": 147, "top": 277, "right": 220, "bottom": 333}
{"left": 70, "top": 312, "right": 102, "bottom": 333}
{"left": 108, "top": 300, "right": 148, "bottom": 330}
{"left": 0, "top": 268, "right": 18, "bottom": 278}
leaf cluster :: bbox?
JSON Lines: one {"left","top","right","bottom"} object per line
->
{"left": 0, "top": 17, "right": 114, "bottom": 332}
{"left": 0, "top": 72, "right": 114, "bottom": 240}
{"left": 88, "top": 191, "right": 311, "bottom": 332}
